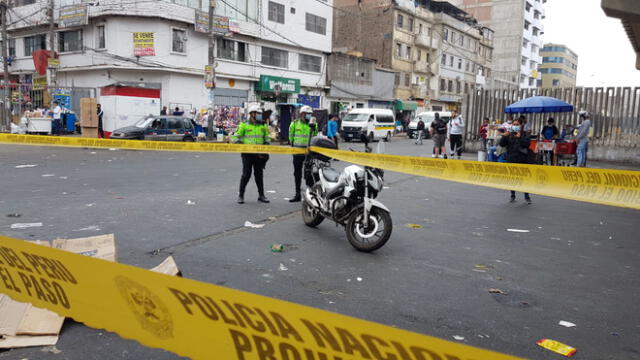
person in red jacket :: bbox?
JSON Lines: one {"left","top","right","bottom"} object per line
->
{"left": 479, "top": 117, "right": 489, "bottom": 151}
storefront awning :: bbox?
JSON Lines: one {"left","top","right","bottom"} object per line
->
{"left": 394, "top": 100, "right": 418, "bottom": 111}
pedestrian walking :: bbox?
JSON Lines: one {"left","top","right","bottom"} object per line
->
{"left": 499, "top": 119, "right": 532, "bottom": 204}
{"left": 97, "top": 103, "right": 104, "bottom": 138}
{"left": 448, "top": 109, "right": 464, "bottom": 159}
{"left": 233, "top": 105, "right": 271, "bottom": 204}
{"left": 430, "top": 112, "right": 447, "bottom": 158}
{"left": 288, "top": 105, "right": 318, "bottom": 202}
{"left": 479, "top": 117, "right": 489, "bottom": 151}
{"left": 327, "top": 114, "right": 339, "bottom": 148}
{"left": 575, "top": 111, "right": 591, "bottom": 167}
{"left": 415, "top": 118, "right": 425, "bottom": 145}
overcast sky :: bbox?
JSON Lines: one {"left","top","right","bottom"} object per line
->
{"left": 543, "top": 0, "right": 640, "bottom": 87}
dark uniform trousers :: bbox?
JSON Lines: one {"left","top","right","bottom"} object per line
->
{"left": 239, "top": 154, "right": 268, "bottom": 197}
{"left": 292, "top": 154, "right": 306, "bottom": 196}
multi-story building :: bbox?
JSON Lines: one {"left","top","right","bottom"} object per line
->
{"left": 539, "top": 43, "right": 578, "bottom": 88}
{"left": 450, "top": 0, "right": 545, "bottom": 89}
{"left": 333, "top": 0, "right": 493, "bottom": 115}
{"left": 6, "top": 0, "right": 332, "bottom": 113}
{"left": 602, "top": 0, "right": 640, "bottom": 70}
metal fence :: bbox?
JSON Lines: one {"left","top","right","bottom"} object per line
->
{"left": 462, "top": 87, "right": 640, "bottom": 150}
{"left": 2, "top": 84, "right": 97, "bottom": 123}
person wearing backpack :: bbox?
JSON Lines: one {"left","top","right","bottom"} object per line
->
{"left": 448, "top": 109, "right": 465, "bottom": 159}
{"left": 430, "top": 112, "right": 448, "bottom": 158}
{"left": 415, "top": 118, "right": 425, "bottom": 145}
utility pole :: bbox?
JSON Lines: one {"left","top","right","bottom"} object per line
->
{"left": 1, "top": 0, "right": 9, "bottom": 132}
{"left": 48, "top": 0, "right": 56, "bottom": 107}
{"left": 206, "top": 0, "right": 216, "bottom": 140}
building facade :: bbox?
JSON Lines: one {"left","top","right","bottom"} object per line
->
{"left": 539, "top": 43, "right": 578, "bottom": 88}
{"left": 333, "top": 0, "right": 493, "bottom": 114}
{"left": 6, "top": 0, "right": 332, "bottom": 113}
{"left": 450, "top": 0, "right": 545, "bottom": 89}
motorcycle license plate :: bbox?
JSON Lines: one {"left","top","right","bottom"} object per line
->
{"left": 347, "top": 134, "right": 353, "bottom": 137}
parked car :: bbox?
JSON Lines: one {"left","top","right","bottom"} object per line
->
{"left": 110, "top": 116, "right": 197, "bottom": 141}
{"left": 340, "top": 108, "right": 395, "bottom": 142}
{"left": 407, "top": 111, "right": 452, "bottom": 139}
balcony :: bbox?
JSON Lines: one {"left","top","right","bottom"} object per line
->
{"left": 415, "top": 34, "right": 435, "bottom": 49}
{"left": 412, "top": 84, "right": 429, "bottom": 98}
{"left": 414, "top": 61, "right": 430, "bottom": 74}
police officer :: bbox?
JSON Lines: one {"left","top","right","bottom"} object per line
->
{"left": 234, "top": 105, "right": 271, "bottom": 204}
{"left": 288, "top": 105, "right": 317, "bottom": 202}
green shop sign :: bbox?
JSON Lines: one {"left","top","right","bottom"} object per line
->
{"left": 256, "top": 75, "right": 300, "bottom": 94}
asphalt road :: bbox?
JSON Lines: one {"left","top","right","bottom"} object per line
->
{"left": 0, "top": 138, "right": 639, "bottom": 360}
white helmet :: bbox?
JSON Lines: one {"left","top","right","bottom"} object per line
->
{"left": 578, "top": 110, "right": 589, "bottom": 119}
{"left": 300, "top": 105, "right": 313, "bottom": 114}
{"left": 248, "top": 105, "right": 262, "bottom": 114}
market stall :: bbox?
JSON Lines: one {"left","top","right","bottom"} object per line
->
{"left": 23, "top": 109, "right": 52, "bottom": 135}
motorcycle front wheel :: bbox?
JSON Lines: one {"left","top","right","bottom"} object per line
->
{"left": 302, "top": 198, "right": 324, "bottom": 227}
{"left": 346, "top": 207, "right": 392, "bottom": 252}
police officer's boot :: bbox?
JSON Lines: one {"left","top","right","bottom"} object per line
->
{"left": 237, "top": 194, "right": 245, "bottom": 204}
{"left": 289, "top": 192, "right": 301, "bottom": 203}
{"left": 258, "top": 195, "right": 270, "bottom": 203}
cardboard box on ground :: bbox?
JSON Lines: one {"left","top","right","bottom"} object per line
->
{"left": 80, "top": 98, "right": 98, "bottom": 138}
{"left": 0, "top": 234, "right": 180, "bottom": 349}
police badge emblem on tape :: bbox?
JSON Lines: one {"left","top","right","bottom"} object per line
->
{"left": 114, "top": 275, "right": 174, "bottom": 339}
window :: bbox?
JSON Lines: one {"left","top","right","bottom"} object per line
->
{"left": 396, "top": 43, "right": 402, "bottom": 58}
{"left": 457, "top": 58, "right": 462, "bottom": 69}
{"left": 8, "top": 39, "right": 15, "bottom": 57}
{"left": 214, "top": 0, "right": 252, "bottom": 22}
{"left": 528, "top": 77, "right": 534, "bottom": 86}
{"left": 534, "top": 10, "right": 541, "bottom": 19}
{"left": 458, "top": 35, "right": 464, "bottom": 47}
{"left": 217, "top": 38, "right": 247, "bottom": 62}
{"left": 529, "top": 60, "right": 536, "bottom": 69}
{"left": 448, "top": 55, "right": 454, "bottom": 67}
{"left": 444, "top": 28, "right": 449, "bottom": 41}
{"left": 261, "top": 46, "right": 288, "bottom": 68}
{"left": 406, "top": 46, "right": 411, "bottom": 59}
{"left": 440, "top": 78, "right": 446, "bottom": 91}
{"left": 299, "top": 54, "right": 322, "bottom": 72}
{"left": 418, "top": 23, "right": 423, "bottom": 34}
{"left": 306, "top": 13, "right": 327, "bottom": 35}
{"left": 552, "top": 79, "right": 560, "bottom": 86}
{"left": 12, "top": 0, "right": 35, "bottom": 6}
{"left": 525, "top": 1, "right": 532, "bottom": 11}
{"left": 96, "top": 25, "right": 106, "bottom": 49}
{"left": 183, "top": 119, "right": 194, "bottom": 130}
{"left": 397, "top": 14, "right": 404, "bottom": 28}
{"left": 426, "top": 52, "right": 430, "bottom": 63}
{"left": 23, "top": 34, "right": 46, "bottom": 56}
{"left": 268, "top": 1, "right": 284, "bottom": 24}
{"left": 531, "top": 44, "right": 538, "bottom": 55}
{"left": 532, "top": 27, "right": 539, "bottom": 36}
{"left": 407, "top": 17, "right": 414, "bottom": 32}
{"left": 395, "top": 73, "right": 400, "bottom": 86}
{"left": 441, "top": 54, "right": 446, "bottom": 66}
{"left": 464, "top": 83, "right": 468, "bottom": 94}
{"left": 524, "top": 20, "right": 530, "bottom": 30}
{"left": 521, "top": 56, "right": 527, "bottom": 66}
{"left": 542, "top": 45, "right": 566, "bottom": 53}
{"left": 456, "top": 81, "right": 461, "bottom": 93}
{"left": 523, "top": 39, "right": 529, "bottom": 48}
{"left": 465, "top": 61, "right": 470, "bottom": 72}
{"left": 451, "top": 32, "right": 456, "bottom": 44}
{"left": 168, "top": 118, "right": 183, "bottom": 130}
{"left": 172, "top": 29, "right": 186, "bottom": 53}
{"left": 404, "top": 73, "right": 410, "bottom": 87}
{"left": 447, "top": 80, "right": 453, "bottom": 92}
{"left": 417, "top": 50, "right": 421, "bottom": 61}
{"left": 59, "top": 29, "right": 83, "bottom": 52}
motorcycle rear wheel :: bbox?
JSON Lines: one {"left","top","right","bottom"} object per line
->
{"left": 346, "top": 207, "right": 392, "bottom": 252}
{"left": 302, "top": 198, "right": 324, "bottom": 227}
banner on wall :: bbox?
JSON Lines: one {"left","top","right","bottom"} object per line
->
{"left": 133, "top": 32, "right": 155, "bottom": 57}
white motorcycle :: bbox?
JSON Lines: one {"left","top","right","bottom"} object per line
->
{"left": 302, "top": 136, "right": 392, "bottom": 252}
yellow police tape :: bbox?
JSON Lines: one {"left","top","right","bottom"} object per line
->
{"left": 0, "top": 133, "right": 305, "bottom": 155}
{"left": 0, "top": 235, "right": 524, "bottom": 360}
{"left": 1, "top": 134, "right": 638, "bottom": 210}
{"left": 310, "top": 147, "right": 640, "bottom": 210}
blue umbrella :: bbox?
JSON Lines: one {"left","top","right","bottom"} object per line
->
{"left": 504, "top": 96, "right": 574, "bottom": 114}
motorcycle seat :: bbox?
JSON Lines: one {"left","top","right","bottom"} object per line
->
{"left": 322, "top": 167, "right": 340, "bottom": 183}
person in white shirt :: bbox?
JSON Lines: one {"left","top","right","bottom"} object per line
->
{"left": 52, "top": 101, "right": 62, "bottom": 135}
{"left": 447, "top": 109, "right": 464, "bottom": 159}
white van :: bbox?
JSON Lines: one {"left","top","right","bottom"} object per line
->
{"left": 340, "top": 108, "right": 395, "bottom": 142}
{"left": 408, "top": 111, "right": 452, "bottom": 139}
